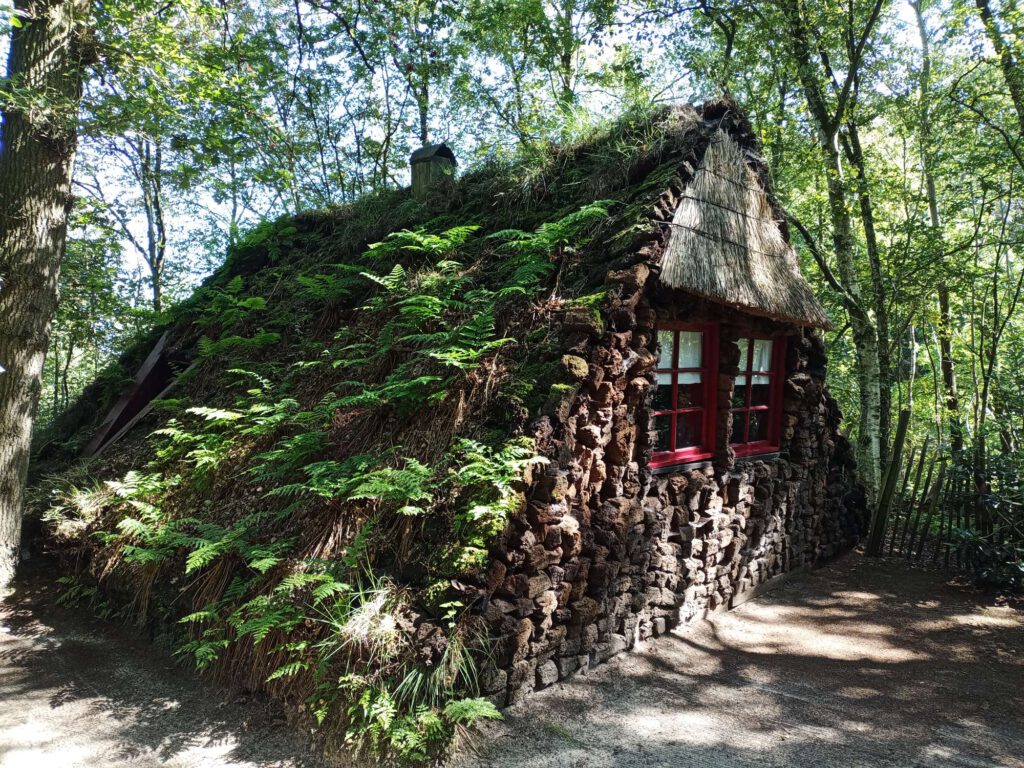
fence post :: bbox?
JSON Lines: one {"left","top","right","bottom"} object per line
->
{"left": 867, "top": 409, "right": 911, "bottom": 557}
{"left": 915, "top": 460, "right": 948, "bottom": 561}
{"left": 893, "top": 436, "right": 930, "bottom": 556}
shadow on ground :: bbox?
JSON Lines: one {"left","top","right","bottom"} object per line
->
{"left": 0, "top": 563, "right": 326, "bottom": 768}
{"left": 452, "top": 554, "right": 1024, "bottom": 768}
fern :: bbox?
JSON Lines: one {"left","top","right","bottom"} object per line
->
{"left": 228, "top": 595, "right": 303, "bottom": 644}
{"left": 490, "top": 200, "right": 613, "bottom": 292}
{"left": 176, "top": 629, "right": 230, "bottom": 670}
{"left": 366, "top": 225, "right": 479, "bottom": 261}
{"left": 196, "top": 331, "right": 282, "bottom": 360}
{"left": 360, "top": 263, "right": 407, "bottom": 294}
{"left": 195, "top": 275, "right": 269, "bottom": 330}
{"left": 349, "top": 459, "right": 435, "bottom": 506}
{"left": 442, "top": 697, "right": 502, "bottom": 726}
{"left": 267, "top": 659, "right": 310, "bottom": 682}
{"left": 250, "top": 430, "right": 327, "bottom": 482}
{"left": 187, "top": 406, "right": 245, "bottom": 422}
{"left": 295, "top": 264, "right": 364, "bottom": 303}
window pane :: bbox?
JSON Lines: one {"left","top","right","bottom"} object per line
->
{"left": 676, "top": 412, "right": 703, "bottom": 449}
{"left": 732, "top": 374, "right": 748, "bottom": 409}
{"left": 752, "top": 339, "right": 773, "bottom": 371}
{"left": 677, "top": 372, "right": 703, "bottom": 408}
{"left": 654, "top": 372, "right": 674, "bottom": 411}
{"left": 654, "top": 414, "right": 673, "bottom": 452}
{"left": 656, "top": 330, "right": 675, "bottom": 369}
{"left": 736, "top": 338, "right": 750, "bottom": 371}
{"left": 730, "top": 412, "right": 747, "bottom": 444}
{"left": 678, "top": 331, "right": 702, "bottom": 368}
{"left": 749, "top": 410, "right": 770, "bottom": 442}
{"left": 751, "top": 374, "right": 771, "bottom": 406}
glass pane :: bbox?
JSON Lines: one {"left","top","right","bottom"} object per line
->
{"left": 678, "top": 331, "right": 702, "bottom": 368}
{"left": 730, "top": 412, "right": 747, "bottom": 444}
{"left": 656, "top": 330, "right": 675, "bottom": 369}
{"left": 752, "top": 339, "right": 773, "bottom": 371}
{"left": 654, "top": 414, "right": 673, "bottom": 452}
{"left": 736, "top": 338, "right": 750, "bottom": 372}
{"left": 676, "top": 412, "right": 703, "bottom": 449}
{"left": 749, "top": 410, "right": 770, "bottom": 442}
{"left": 732, "top": 374, "right": 748, "bottom": 409}
{"left": 654, "top": 372, "right": 674, "bottom": 411}
{"left": 751, "top": 375, "right": 771, "bottom": 406}
{"left": 677, "top": 372, "right": 703, "bottom": 408}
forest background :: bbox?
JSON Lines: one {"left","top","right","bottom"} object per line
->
{"left": 4, "top": 0, "right": 1024, "bottom": 526}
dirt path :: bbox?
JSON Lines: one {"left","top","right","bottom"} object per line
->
{"left": 3, "top": 556, "right": 1021, "bottom": 768}
{"left": 453, "top": 554, "right": 1024, "bottom": 768}
{"left": 0, "top": 567, "right": 326, "bottom": 768}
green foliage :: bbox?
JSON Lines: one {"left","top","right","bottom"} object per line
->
{"left": 295, "top": 264, "right": 366, "bottom": 304}
{"left": 489, "top": 200, "right": 612, "bottom": 295}
{"left": 36, "top": 1, "right": 1024, "bottom": 760}
{"left": 197, "top": 275, "right": 266, "bottom": 328}
{"left": 197, "top": 331, "right": 282, "bottom": 360}
{"left": 447, "top": 437, "right": 548, "bottom": 547}
{"left": 105, "top": 466, "right": 293, "bottom": 579}
{"left": 366, "top": 225, "right": 480, "bottom": 261}
{"left": 953, "top": 529, "right": 1024, "bottom": 590}
{"left": 329, "top": 208, "right": 608, "bottom": 417}
{"left": 304, "top": 576, "right": 499, "bottom": 764}
{"left": 232, "top": 220, "right": 299, "bottom": 262}
{"left": 55, "top": 575, "right": 124, "bottom": 620}
{"left": 443, "top": 697, "right": 503, "bottom": 727}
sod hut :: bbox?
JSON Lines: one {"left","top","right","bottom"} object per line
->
{"left": 34, "top": 99, "right": 865, "bottom": 749}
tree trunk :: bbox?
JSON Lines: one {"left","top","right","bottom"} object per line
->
{"left": 845, "top": 123, "right": 892, "bottom": 462}
{"left": 937, "top": 284, "right": 962, "bottom": 451}
{"left": 824, "top": 148, "right": 884, "bottom": 497}
{"left": 975, "top": 0, "right": 1024, "bottom": 137}
{"left": 906, "top": 323, "right": 917, "bottom": 407}
{"left": 778, "top": 0, "right": 884, "bottom": 497}
{"left": 61, "top": 337, "right": 74, "bottom": 408}
{"left": 0, "top": 0, "right": 88, "bottom": 589}
{"left": 141, "top": 140, "right": 167, "bottom": 313}
{"left": 913, "top": 0, "right": 964, "bottom": 454}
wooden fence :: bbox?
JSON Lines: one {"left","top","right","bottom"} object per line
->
{"left": 866, "top": 411, "right": 1024, "bottom": 570}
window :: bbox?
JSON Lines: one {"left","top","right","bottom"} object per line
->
{"left": 650, "top": 322, "right": 718, "bottom": 467}
{"left": 730, "top": 335, "right": 784, "bottom": 456}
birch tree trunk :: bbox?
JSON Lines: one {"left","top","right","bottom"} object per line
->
{"left": 0, "top": 0, "right": 89, "bottom": 589}
{"left": 822, "top": 142, "right": 884, "bottom": 497}
{"left": 845, "top": 122, "right": 892, "bottom": 462}
{"left": 778, "top": 0, "right": 884, "bottom": 497}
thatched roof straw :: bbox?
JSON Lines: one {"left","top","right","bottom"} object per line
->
{"left": 660, "top": 130, "right": 831, "bottom": 329}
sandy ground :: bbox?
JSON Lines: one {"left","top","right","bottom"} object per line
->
{"left": 0, "top": 566, "right": 327, "bottom": 768}
{"left": 2, "top": 555, "right": 1021, "bottom": 768}
{"left": 453, "top": 555, "right": 1024, "bottom": 768}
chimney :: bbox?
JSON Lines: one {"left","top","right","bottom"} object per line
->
{"left": 410, "top": 142, "right": 456, "bottom": 200}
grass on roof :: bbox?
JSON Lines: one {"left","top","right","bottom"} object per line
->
{"left": 29, "top": 103, "right": 706, "bottom": 765}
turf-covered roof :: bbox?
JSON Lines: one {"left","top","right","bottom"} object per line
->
{"left": 39, "top": 98, "right": 825, "bottom": 464}
{"left": 28, "top": 97, "right": 834, "bottom": 764}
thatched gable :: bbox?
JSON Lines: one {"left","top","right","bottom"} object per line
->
{"left": 660, "top": 129, "right": 831, "bottom": 329}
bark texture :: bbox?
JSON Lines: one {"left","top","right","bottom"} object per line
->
{"left": 777, "top": 0, "right": 884, "bottom": 497}
{"left": 913, "top": 0, "right": 963, "bottom": 454}
{"left": 976, "top": 0, "right": 1024, "bottom": 138}
{"left": 0, "top": 0, "right": 88, "bottom": 588}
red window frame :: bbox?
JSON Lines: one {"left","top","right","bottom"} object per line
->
{"left": 650, "top": 322, "right": 719, "bottom": 468}
{"left": 729, "top": 333, "right": 786, "bottom": 457}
